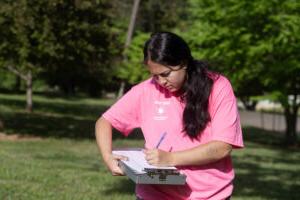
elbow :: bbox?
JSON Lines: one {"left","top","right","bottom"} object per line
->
{"left": 222, "top": 144, "right": 232, "bottom": 158}
{"left": 95, "top": 117, "right": 111, "bottom": 137}
{"left": 211, "top": 141, "right": 232, "bottom": 160}
{"left": 95, "top": 117, "right": 105, "bottom": 137}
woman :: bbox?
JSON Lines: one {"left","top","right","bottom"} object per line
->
{"left": 95, "top": 32, "right": 243, "bottom": 200}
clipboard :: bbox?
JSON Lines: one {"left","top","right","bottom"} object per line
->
{"left": 113, "top": 148, "right": 186, "bottom": 185}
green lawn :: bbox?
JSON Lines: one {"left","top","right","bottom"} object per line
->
{"left": 0, "top": 93, "right": 299, "bottom": 200}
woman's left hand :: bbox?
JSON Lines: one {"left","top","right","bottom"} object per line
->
{"left": 144, "top": 149, "right": 174, "bottom": 166}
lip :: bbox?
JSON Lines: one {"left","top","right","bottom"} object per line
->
{"left": 166, "top": 86, "right": 176, "bottom": 91}
{"left": 164, "top": 85, "right": 172, "bottom": 89}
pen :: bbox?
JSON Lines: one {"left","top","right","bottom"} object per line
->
{"left": 155, "top": 132, "right": 167, "bottom": 148}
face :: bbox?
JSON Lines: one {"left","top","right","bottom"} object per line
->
{"left": 146, "top": 60, "right": 187, "bottom": 92}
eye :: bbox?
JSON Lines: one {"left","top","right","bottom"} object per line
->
{"left": 160, "top": 70, "right": 172, "bottom": 77}
{"left": 152, "top": 74, "right": 159, "bottom": 80}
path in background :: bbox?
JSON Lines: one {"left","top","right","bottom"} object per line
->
{"left": 239, "top": 110, "right": 300, "bottom": 133}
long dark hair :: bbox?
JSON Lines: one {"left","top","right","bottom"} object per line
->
{"left": 143, "top": 32, "right": 216, "bottom": 139}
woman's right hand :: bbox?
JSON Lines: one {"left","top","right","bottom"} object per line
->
{"left": 104, "top": 154, "right": 128, "bottom": 176}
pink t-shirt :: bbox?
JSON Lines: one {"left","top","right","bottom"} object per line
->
{"left": 103, "top": 74, "right": 244, "bottom": 200}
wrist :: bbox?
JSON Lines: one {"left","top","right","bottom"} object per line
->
{"left": 169, "top": 152, "right": 178, "bottom": 166}
{"left": 102, "top": 152, "right": 113, "bottom": 162}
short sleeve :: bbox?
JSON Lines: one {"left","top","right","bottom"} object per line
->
{"left": 209, "top": 76, "right": 244, "bottom": 148}
{"left": 102, "top": 85, "right": 142, "bottom": 136}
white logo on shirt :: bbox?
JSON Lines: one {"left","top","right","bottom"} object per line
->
{"left": 153, "top": 101, "right": 169, "bottom": 120}
{"left": 157, "top": 107, "right": 164, "bottom": 114}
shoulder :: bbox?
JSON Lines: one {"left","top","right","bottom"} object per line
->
{"left": 209, "top": 73, "right": 236, "bottom": 101}
{"left": 211, "top": 73, "right": 232, "bottom": 88}
{"left": 126, "top": 78, "right": 156, "bottom": 97}
{"left": 131, "top": 78, "right": 155, "bottom": 91}
{"left": 210, "top": 73, "right": 233, "bottom": 91}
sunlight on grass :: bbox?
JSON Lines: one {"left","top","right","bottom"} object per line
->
{"left": 0, "top": 139, "right": 143, "bottom": 200}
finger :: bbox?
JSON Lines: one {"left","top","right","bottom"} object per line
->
{"left": 144, "top": 149, "right": 156, "bottom": 156}
{"left": 112, "top": 167, "right": 125, "bottom": 176}
{"left": 145, "top": 152, "right": 155, "bottom": 161}
{"left": 113, "top": 154, "right": 128, "bottom": 161}
{"left": 143, "top": 149, "right": 150, "bottom": 155}
{"left": 147, "top": 159, "right": 158, "bottom": 166}
{"left": 111, "top": 162, "right": 125, "bottom": 176}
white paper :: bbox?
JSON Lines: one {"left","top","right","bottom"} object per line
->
{"left": 113, "top": 148, "right": 177, "bottom": 174}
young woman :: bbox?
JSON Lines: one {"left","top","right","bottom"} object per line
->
{"left": 95, "top": 32, "right": 243, "bottom": 200}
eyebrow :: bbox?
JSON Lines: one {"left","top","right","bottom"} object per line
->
{"left": 152, "top": 69, "right": 172, "bottom": 76}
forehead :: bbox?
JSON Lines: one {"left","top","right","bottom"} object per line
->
{"left": 146, "top": 60, "right": 170, "bottom": 74}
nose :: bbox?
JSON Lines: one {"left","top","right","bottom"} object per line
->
{"left": 157, "top": 76, "right": 168, "bottom": 86}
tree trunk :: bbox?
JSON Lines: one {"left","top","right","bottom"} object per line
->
{"left": 283, "top": 96, "right": 299, "bottom": 146}
{"left": 240, "top": 96, "right": 257, "bottom": 111}
{"left": 0, "top": 119, "right": 4, "bottom": 131}
{"left": 117, "top": 0, "right": 140, "bottom": 99}
{"left": 117, "top": 81, "right": 125, "bottom": 99}
{"left": 26, "top": 70, "right": 33, "bottom": 113}
{"left": 125, "top": 0, "right": 140, "bottom": 49}
{"left": 5, "top": 66, "right": 34, "bottom": 113}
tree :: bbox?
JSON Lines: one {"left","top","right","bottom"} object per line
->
{"left": 184, "top": 0, "right": 300, "bottom": 145}
{"left": 114, "top": 0, "right": 188, "bottom": 86}
{"left": 0, "top": 119, "right": 3, "bottom": 131}
{"left": 116, "top": 0, "right": 141, "bottom": 98}
{"left": 137, "top": 0, "right": 187, "bottom": 32}
{"left": 118, "top": 32, "right": 150, "bottom": 84}
{"left": 0, "top": 0, "right": 42, "bottom": 112}
{"left": 37, "top": 0, "right": 119, "bottom": 96}
{"left": 0, "top": 0, "right": 120, "bottom": 107}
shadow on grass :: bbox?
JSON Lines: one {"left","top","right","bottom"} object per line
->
{"left": 242, "top": 126, "right": 284, "bottom": 146}
{"left": 1, "top": 111, "right": 97, "bottom": 139}
{"left": 0, "top": 96, "right": 107, "bottom": 119}
{"left": 0, "top": 95, "right": 144, "bottom": 140}
{"left": 1, "top": 110, "right": 145, "bottom": 140}
{"left": 231, "top": 126, "right": 300, "bottom": 200}
{"left": 233, "top": 152, "right": 300, "bottom": 200}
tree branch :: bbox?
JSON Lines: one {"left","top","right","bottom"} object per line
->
{"left": 5, "top": 66, "right": 28, "bottom": 81}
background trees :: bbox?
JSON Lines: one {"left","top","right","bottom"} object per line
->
{"left": 0, "top": 0, "right": 122, "bottom": 111}
{"left": 184, "top": 0, "right": 300, "bottom": 145}
{"left": 0, "top": 0, "right": 299, "bottom": 145}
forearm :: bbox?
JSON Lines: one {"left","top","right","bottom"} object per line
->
{"left": 172, "top": 141, "right": 232, "bottom": 166}
{"left": 95, "top": 117, "right": 113, "bottom": 162}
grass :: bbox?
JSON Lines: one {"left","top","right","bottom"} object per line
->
{"left": 0, "top": 93, "right": 300, "bottom": 200}
{"left": 0, "top": 138, "right": 142, "bottom": 200}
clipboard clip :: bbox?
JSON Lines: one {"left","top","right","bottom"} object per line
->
{"left": 144, "top": 168, "right": 180, "bottom": 181}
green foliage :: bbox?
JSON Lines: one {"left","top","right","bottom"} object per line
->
{"left": 137, "top": 0, "right": 187, "bottom": 32}
{"left": 0, "top": 0, "right": 123, "bottom": 96}
{"left": 183, "top": 0, "right": 300, "bottom": 98}
{"left": 117, "top": 32, "right": 150, "bottom": 84}
{"left": 182, "top": 0, "right": 300, "bottom": 144}
{"left": 0, "top": 69, "right": 17, "bottom": 89}
{"left": 113, "top": 0, "right": 188, "bottom": 84}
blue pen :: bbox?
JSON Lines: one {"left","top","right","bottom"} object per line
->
{"left": 155, "top": 132, "right": 167, "bottom": 148}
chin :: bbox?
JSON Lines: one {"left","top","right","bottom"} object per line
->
{"left": 168, "top": 87, "right": 179, "bottom": 93}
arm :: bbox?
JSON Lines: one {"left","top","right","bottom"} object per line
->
{"left": 145, "top": 141, "right": 232, "bottom": 166}
{"left": 95, "top": 117, "right": 127, "bottom": 175}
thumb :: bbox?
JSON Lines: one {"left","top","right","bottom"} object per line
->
{"left": 113, "top": 154, "right": 129, "bottom": 161}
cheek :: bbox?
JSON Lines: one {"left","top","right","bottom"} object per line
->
{"left": 170, "top": 74, "right": 186, "bottom": 88}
